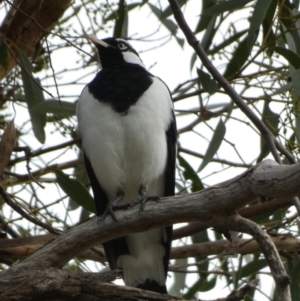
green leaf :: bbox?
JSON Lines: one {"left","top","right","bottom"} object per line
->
{"left": 285, "top": 255, "right": 300, "bottom": 301}
{"left": 247, "top": 0, "right": 273, "bottom": 50}
{"left": 113, "top": 0, "right": 128, "bottom": 38}
{"left": 257, "top": 101, "right": 279, "bottom": 162}
{"left": 190, "top": 52, "right": 197, "bottom": 71}
{"left": 295, "top": 111, "right": 300, "bottom": 144}
{"left": 197, "top": 69, "right": 217, "bottom": 95}
{"left": 18, "top": 50, "right": 46, "bottom": 144}
{"left": 148, "top": 3, "right": 182, "bottom": 47}
{"left": 161, "top": 0, "right": 187, "bottom": 19}
{"left": 0, "top": 41, "right": 8, "bottom": 70}
{"left": 223, "top": 36, "right": 251, "bottom": 78}
{"left": 200, "top": 15, "right": 217, "bottom": 51}
{"left": 195, "top": 0, "right": 217, "bottom": 33}
{"left": 273, "top": 46, "right": 300, "bottom": 69}
{"left": 240, "top": 259, "right": 267, "bottom": 278}
{"left": 279, "top": 2, "right": 300, "bottom": 55}
{"left": 291, "top": 69, "right": 300, "bottom": 98}
{"left": 262, "top": 0, "right": 278, "bottom": 57}
{"left": 55, "top": 170, "right": 96, "bottom": 213}
{"left": 263, "top": 19, "right": 276, "bottom": 57}
{"left": 202, "top": 0, "right": 253, "bottom": 16}
{"left": 178, "top": 154, "right": 204, "bottom": 193}
{"left": 30, "top": 100, "right": 76, "bottom": 116}
{"left": 198, "top": 118, "right": 226, "bottom": 172}
{"left": 183, "top": 277, "right": 216, "bottom": 298}
{"left": 105, "top": 2, "right": 142, "bottom": 22}
{"left": 208, "top": 29, "right": 248, "bottom": 56}
{"left": 168, "top": 258, "right": 188, "bottom": 296}
{"left": 191, "top": 230, "right": 210, "bottom": 277}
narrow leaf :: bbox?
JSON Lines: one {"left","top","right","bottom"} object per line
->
{"left": 178, "top": 154, "right": 204, "bottom": 193}
{"left": 223, "top": 36, "right": 251, "bottom": 78}
{"left": 55, "top": 170, "right": 96, "bottom": 213}
{"left": 257, "top": 101, "right": 279, "bottom": 162}
{"left": 285, "top": 255, "right": 300, "bottom": 301}
{"left": 197, "top": 69, "right": 217, "bottom": 95}
{"left": 148, "top": 3, "right": 177, "bottom": 32}
{"left": 195, "top": 0, "right": 216, "bottom": 33}
{"left": 30, "top": 100, "right": 76, "bottom": 116}
{"left": 208, "top": 29, "right": 247, "bottom": 56}
{"left": 202, "top": 0, "right": 252, "bottom": 16}
{"left": 18, "top": 50, "right": 46, "bottom": 144}
{"left": 240, "top": 259, "right": 267, "bottom": 278}
{"left": 161, "top": 0, "right": 187, "bottom": 19}
{"left": 0, "top": 41, "right": 8, "bottom": 70}
{"left": 290, "top": 69, "right": 300, "bottom": 98}
{"left": 198, "top": 118, "right": 226, "bottom": 172}
{"left": 247, "top": 0, "right": 273, "bottom": 50}
{"left": 279, "top": 2, "right": 300, "bottom": 55}
{"left": 113, "top": 0, "right": 127, "bottom": 38}
{"left": 273, "top": 46, "right": 300, "bottom": 69}
{"left": 0, "top": 119, "right": 16, "bottom": 175}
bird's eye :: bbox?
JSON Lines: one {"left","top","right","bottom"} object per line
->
{"left": 118, "top": 43, "right": 127, "bottom": 50}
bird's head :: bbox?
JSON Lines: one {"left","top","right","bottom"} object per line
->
{"left": 86, "top": 36, "right": 144, "bottom": 68}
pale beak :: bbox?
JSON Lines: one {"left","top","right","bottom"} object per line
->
{"left": 85, "top": 35, "right": 109, "bottom": 48}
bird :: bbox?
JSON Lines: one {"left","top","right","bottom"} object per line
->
{"left": 77, "top": 36, "right": 177, "bottom": 294}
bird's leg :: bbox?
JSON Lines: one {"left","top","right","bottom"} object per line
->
{"left": 100, "top": 188, "right": 124, "bottom": 222}
{"left": 136, "top": 185, "right": 160, "bottom": 212}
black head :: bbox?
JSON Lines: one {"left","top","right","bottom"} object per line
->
{"left": 87, "top": 36, "right": 144, "bottom": 69}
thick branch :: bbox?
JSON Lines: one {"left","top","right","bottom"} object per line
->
{"left": 1, "top": 160, "right": 299, "bottom": 300}
{"left": 0, "top": 267, "right": 181, "bottom": 301}
{"left": 0, "top": 0, "right": 72, "bottom": 80}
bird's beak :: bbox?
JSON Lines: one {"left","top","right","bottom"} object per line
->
{"left": 85, "top": 35, "right": 109, "bottom": 48}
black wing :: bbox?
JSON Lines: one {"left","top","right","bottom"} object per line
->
{"left": 84, "top": 155, "right": 128, "bottom": 270}
{"left": 162, "top": 108, "right": 177, "bottom": 279}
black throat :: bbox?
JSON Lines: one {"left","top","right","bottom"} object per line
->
{"left": 88, "top": 63, "right": 153, "bottom": 113}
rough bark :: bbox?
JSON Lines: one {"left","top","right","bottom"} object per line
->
{"left": 0, "top": 0, "right": 72, "bottom": 80}
{"left": 0, "top": 160, "right": 297, "bottom": 300}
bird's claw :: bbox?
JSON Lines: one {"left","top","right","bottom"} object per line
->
{"left": 98, "top": 203, "right": 118, "bottom": 223}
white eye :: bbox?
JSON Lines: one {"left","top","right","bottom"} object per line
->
{"left": 118, "top": 42, "right": 127, "bottom": 50}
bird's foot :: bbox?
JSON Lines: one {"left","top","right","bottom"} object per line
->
{"left": 135, "top": 185, "right": 160, "bottom": 213}
{"left": 98, "top": 189, "right": 124, "bottom": 222}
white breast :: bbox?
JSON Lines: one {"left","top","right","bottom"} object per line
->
{"left": 77, "top": 76, "right": 173, "bottom": 203}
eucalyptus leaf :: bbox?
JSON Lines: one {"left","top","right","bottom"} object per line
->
{"left": 202, "top": 0, "right": 252, "bottom": 16}
{"left": 0, "top": 41, "right": 8, "bottom": 70}
{"left": 274, "top": 46, "right": 300, "bottom": 69}
{"left": 240, "top": 259, "right": 267, "bottom": 278}
{"left": 223, "top": 36, "right": 251, "bottom": 78}
{"left": 198, "top": 118, "right": 226, "bottom": 172}
{"left": 247, "top": 0, "right": 273, "bottom": 50}
{"left": 30, "top": 100, "right": 76, "bottom": 116}
{"left": 18, "top": 50, "right": 46, "bottom": 144}
{"left": 178, "top": 154, "right": 204, "bottom": 192}
{"left": 197, "top": 69, "right": 217, "bottom": 95}
{"left": 55, "top": 170, "right": 96, "bottom": 213}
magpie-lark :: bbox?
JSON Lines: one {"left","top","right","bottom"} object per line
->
{"left": 77, "top": 36, "right": 177, "bottom": 294}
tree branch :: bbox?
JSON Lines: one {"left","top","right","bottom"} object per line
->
{"left": 167, "top": 0, "right": 294, "bottom": 165}
{"left": 1, "top": 160, "right": 298, "bottom": 300}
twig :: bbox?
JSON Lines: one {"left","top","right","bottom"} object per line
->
{"left": 0, "top": 185, "right": 61, "bottom": 235}
{"left": 1, "top": 158, "right": 84, "bottom": 187}
{"left": 228, "top": 214, "right": 290, "bottom": 301}
{"left": 8, "top": 139, "right": 80, "bottom": 167}
{"left": 12, "top": 146, "right": 45, "bottom": 189}
{"left": 167, "top": 0, "right": 295, "bottom": 165}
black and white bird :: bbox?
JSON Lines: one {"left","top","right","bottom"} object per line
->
{"left": 77, "top": 36, "right": 177, "bottom": 294}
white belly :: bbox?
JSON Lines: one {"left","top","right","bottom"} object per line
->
{"left": 77, "top": 77, "right": 173, "bottom": 203}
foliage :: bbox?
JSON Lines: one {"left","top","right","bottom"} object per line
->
{"left": 1, "top": 0, "right": 300, "bottom": 300}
